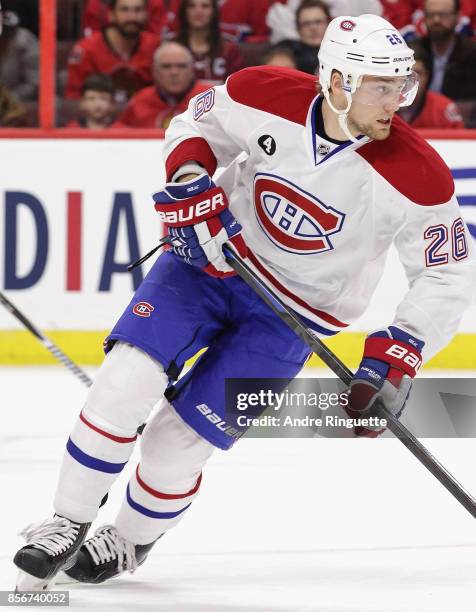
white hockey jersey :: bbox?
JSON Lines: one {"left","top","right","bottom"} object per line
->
{"left": 163, "top": 66, "right": 476, "bottom": 360}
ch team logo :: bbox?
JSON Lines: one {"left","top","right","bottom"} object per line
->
{"left": 340, "top": 20, "right": 356, "bottom": 31}
{"left": 193, "top": 88, "right": 215, "bottom": 120}
{"left": 132, "top": 301, "right": 155, "bottom": 318}
{"left": 253, "top": 174, "right": 345, "bottom": 255}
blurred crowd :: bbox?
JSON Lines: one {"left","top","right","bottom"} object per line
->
{"left": 0, "top": 0, "right": 475, "bottom": 129}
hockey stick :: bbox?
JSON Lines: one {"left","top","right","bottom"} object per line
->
{"left": 0, "top": 290, "right": 93, "bottom": 388}
{"left": 222, "top": 245, "right": 476, "bottom": 519}
{"left": 127, "top": 235, "right": 172, "bottom": 271}
{"left": 0, "top": 233, "right": 171, "bottom": 388}
{"left": 0, "top": 292, "right": 148, "bottom": 442}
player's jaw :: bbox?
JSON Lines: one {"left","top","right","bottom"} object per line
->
{"left": 348, "top": 106, "right": 396, "bottom": 141}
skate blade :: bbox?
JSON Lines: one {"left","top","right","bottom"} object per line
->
{"left": 15, "top": 569, "right": 57, "bottom": 592}
{"left": 54, "top": 570, "right": 78, "bottom": 585}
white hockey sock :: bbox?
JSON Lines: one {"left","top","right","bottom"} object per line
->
{"left": 54, "top": 342, "right": 168, "bottom": 523}
{"left": 115, "top": 402, "right": 214, "bottom": 545}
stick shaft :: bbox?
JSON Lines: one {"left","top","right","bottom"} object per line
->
{"left": 0, "top": 291, "right": 93, "bottom": 388}
{"left": 223, "top": 247, "right": 476, "bottom": 519}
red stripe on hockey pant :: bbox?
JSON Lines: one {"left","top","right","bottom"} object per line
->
{"left": 66, "top": 192, "right": 82, "bottom": 291}
{"left": 135, "top": 465, "right": 202, "bottom": 499}
{"left": 79, "top": 411, "right": 138, "bottom": 443}
{"left": 246, "top": 250, "right": 348, "bottom": 328}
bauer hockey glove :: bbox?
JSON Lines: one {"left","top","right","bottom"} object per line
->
{"left": 153, "top": 173, "right": 247, "bottom": 278}
{"left": 346, "top": 326, "right": 425, "bottom": 437}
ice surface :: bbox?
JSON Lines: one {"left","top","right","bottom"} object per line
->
{"left": 1, "top": 367, "right": 475, "bottom": 611}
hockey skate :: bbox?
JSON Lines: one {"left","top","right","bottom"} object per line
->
{"left": 14, "top": 516, "right": 90, "bottom": 591}
{"left": 62, "top": 525, "right": 158, "bottom": 584}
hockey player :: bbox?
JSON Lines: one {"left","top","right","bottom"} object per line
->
{"left": 14, "top": 14, "right": 475, "bottom": 590}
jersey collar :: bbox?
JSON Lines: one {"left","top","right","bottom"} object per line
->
{"left": 308, "top": 94, "right": 369, "bottom": 166}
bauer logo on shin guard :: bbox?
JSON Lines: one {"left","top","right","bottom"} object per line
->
{"left": 132, "top": 301, "right": 155, "bottom": 318}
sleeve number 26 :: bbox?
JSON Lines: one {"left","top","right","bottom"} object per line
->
{"left": 424, "top": 218, "right": 468, "bottom": 267}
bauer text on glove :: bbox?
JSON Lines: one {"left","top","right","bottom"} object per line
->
{"left": 346, "top": 326, "right": 425, "bottom": 437}
{"left": 153, "top": 173, "right": 248, "bottom": 278}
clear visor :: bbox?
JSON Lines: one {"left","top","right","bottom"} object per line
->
{"left": 350, "top": 71, "right": 419, "bottom": 108}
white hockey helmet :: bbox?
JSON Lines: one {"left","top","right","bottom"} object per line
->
{"left": 318, "top": 14, "right": 418, "bottom": 139}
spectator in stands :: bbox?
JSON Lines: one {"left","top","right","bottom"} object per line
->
{"left": 118, "top": 40, "right": 211, "bottom": 128}
{"left": 0, "top": 85, "right": 27, "bottom": 126}
{"left": 267, "top": 0, "right": 382, "bottom": 45}
{"left": 278, "top": 0, "right": 331, "bottom": 75}
{"left": 398, "top": 48, "right": 464, "bottom": 128}
{"left": 3, "top": 0, "right": 39, "bottom": 36}
{"left": 262, "top": 44, "right": 297, "bottom": 68}
{"left": 461, "top": 0, "right": 476, "bottom": 36}
{"left": 66, "top": 0, "right": 160, "bottom": 103}
{"left": 67, "top": 74, "right": 117, "bottom": 128}
{"left": 409, "top": 0, "right": 476, "bottom": 102}
{"left": 82, "top": 0, "right": 167, "bottom": 37}
{"left": 0, "top": 8, "right": 39, "bottom": 102}
{"left": 218, "top": 0, "right": 272, "bottom": 42}
{"left": 380, "top": 0, "right": 416, "bottom": 32}
{"left": 175, "top": 0, "right": 244, "bottom": 83}
{"left": 155, "top": 0, "right": 272, "bottom": 42}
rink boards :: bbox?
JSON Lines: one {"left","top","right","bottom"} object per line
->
{"left": 0, "top": 137, "right": 475, "bottom": 367}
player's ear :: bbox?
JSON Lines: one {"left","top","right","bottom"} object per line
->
{"left": 329, "top": 70, "right": 344, "bottom": 95}
{"left": 328, "top": 69, "right": 347, "bottom": 108}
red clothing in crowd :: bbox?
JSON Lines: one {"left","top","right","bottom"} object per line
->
{"left": 461, "top": 0, "right": 476, "bottom": 32}
{"left": 65, "top": 30, "right": 160, "bottom": 101}
{"left": 219, "top": 0, "right": 271, "bottom": 41}
{"left": 406, "top": 91, "right": 464, "bottom": 129}
{"left": 382, "top": 0, "right": 475, "bottom": 35}
{"left": 118, "top": 80, "right": 211, "bottom": 129}
{"left": 381, "top": 0, "right": 419, "bottom": 31}
{"left": 82, "top": 0, "right": 168, "bottom": 36}
{"left": 192, "top": 39, "right": 244, "bottom": 83}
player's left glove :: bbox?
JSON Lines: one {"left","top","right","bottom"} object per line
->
{"left": 346, "top": 326, "right": 425, "bottom": 437}
{"left": 153, "top": 173, "right": 247, "bottom": 278}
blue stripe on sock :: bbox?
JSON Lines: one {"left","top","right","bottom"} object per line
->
{"left": 66, "top": 438, "right": 126, "bottom": 474}
{"left": 126, "top": 484, "right": 191, "bottom": 519}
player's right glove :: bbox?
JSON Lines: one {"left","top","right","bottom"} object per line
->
{"left": 153, "top": 173, "right": 248, "bottom": 278}
{"left": 345, "top": 326, "right": 425, "bottom": 437}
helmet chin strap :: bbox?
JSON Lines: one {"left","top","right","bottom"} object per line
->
{"left": 323, "top": 89, "right": 359, "bottom": 143}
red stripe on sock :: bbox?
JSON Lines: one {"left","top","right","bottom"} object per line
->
{"left": 136, "top": 466, "right": 202, "bottom": 499}
{"left": 79, "top": 411, "right": 137, "bottom": 443}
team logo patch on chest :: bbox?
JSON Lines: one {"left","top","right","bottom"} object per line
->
{"left": 253, "top": 174, "right": 345, "bottom": 254}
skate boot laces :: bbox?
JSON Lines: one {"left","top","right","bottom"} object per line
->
{"left": 84, "top": 526, "right": 137, "bottom": 573}
{"left": 18, "top": 517, "right": 81, "bottom": 557}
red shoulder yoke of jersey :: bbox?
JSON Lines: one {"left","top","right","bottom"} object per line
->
{"left": 357, "top": 116, "right": 454, "bottom": 206}
{"left": 226, "top": 66, "right": 318, "bottom": 126}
